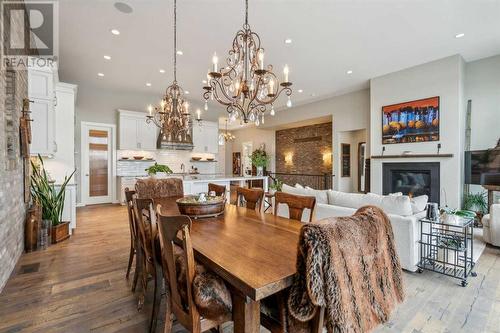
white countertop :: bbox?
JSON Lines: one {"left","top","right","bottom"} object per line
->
{"left": 118, "top": 174, "right": 267, "bottom": 183}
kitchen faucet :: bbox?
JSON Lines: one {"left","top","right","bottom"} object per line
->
{"left": 180, "top": 163, "right": 185, "bottom": 174}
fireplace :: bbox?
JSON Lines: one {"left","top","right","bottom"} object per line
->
{"left": 382, "top": 162, "right": 440, "bottom": 203}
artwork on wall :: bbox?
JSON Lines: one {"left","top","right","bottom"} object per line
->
{"left": 232, "top": 152, "right": 241, "bottom": 176}
{"left": 341, "top": 143, "right": 351, "bottom": 177}
{"left": 382, "top": 96, "right": 440, "bottom": 144}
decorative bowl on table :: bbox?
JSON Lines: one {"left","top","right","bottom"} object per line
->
{"left": 176, "top": 194, "right": 225, "bottom": 219}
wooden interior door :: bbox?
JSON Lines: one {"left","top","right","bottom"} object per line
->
{"left": 83, "top": 124, "right": 114, "bottom": 205}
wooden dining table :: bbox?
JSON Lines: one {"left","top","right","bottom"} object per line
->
{"left": 153, "top": 197, "right": 304, "bottom": 333}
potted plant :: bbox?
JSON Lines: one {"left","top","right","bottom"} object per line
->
{"left": 462, "top": 191, "right": 488, "bottom": 225}
{"left": 145, "top": 163, "right": 173, "bottom": 178}
{"left": 250, "top": 148, "right": 269, "bottom": 176}
{"left": 31, "top": 155, "right": 75, "bottom": 246}
{"left": 269, "top": 178, "right": 283, "bottom": 195}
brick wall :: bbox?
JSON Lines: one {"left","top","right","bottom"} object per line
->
{"left": 0, "top": 3, "right": 29, "bottom": 292}
{"left": 275, "top": 122, "right": 332, "bottom": 188}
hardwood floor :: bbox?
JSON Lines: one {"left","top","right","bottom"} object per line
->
{"left": 0, "top": 204, "right": 499, "bottom": 333}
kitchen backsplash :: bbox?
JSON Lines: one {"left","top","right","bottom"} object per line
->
{"left": 117, "top": 149, "right": 220, "bottom": 174}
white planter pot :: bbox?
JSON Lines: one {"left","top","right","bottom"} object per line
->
{"left": 256, "top": 166, "right": 264, "bottom": 176}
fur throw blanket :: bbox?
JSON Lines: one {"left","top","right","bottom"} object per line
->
{"left": 288, "top": 205, "right": 404, "bottom": 333}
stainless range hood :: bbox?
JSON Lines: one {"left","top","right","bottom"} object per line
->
{"left": 157, "top": 130, "right": 194, "bottom": 150}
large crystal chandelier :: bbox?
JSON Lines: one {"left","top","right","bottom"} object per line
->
{"left": 146, "top": 0, "right": 192, "bottom": 144}
{"left": 203, "top": 0, "right": 292, "bottom": 126}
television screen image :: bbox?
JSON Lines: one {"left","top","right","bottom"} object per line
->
{"left": 382, "top": 96, "right": 440, "bottom": 144}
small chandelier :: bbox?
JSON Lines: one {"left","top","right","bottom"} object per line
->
{"left": 218, "top": 119, "right": 236, "bottom": 146}
{"left": 203, "top": 0, "right": 292, "bottom": 126}
{"left": 147, "top": 0, "right": 195, "bottom": 144}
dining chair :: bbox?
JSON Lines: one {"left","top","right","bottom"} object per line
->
{"left": 155, "top": 209, "right": 233, "bottom": 333}
{"left": 124, "top": 188, "right": 139, "bottom": 291}
{"left": 208, "top": 183, "right": 226, "bottom": 197}
{"left": 274, "top": 191, "right": 316, "bottom": 222}
{"left": 236, "top": 187, "right": 264, "bottom": 211}
{"left": 133, "top": 197, "right": 163, "bottom": 333}
{"left": 135, "top": 177, "right": 184, "bottom": 199}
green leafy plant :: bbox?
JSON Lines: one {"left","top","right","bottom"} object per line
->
{"left": 145, "top": 163, "right": 173, "bottom": 175}
{"left": 270, "top": 178, "right": 283, "bottom": 192}
{"left": 31, "top": 155, "right": 75, "bottom": 227}
{"left": 462, "top": 191, "right": 488, "bottom": 214}
{"left": 249, "top": 149, "right": 269, "bottom": 168}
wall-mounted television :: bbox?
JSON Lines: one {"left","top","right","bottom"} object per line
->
{"left": 382, "top": 96, "right": 440, "bottom": 144}
{"left": 464, "top": 147, "right": 500, "bottom": 186}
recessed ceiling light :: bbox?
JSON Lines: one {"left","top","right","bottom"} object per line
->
{"left": 146, "top": 82, "right": 151, "bottom": 87}
{"left": 184, "top": 90, "right": 190, "bottom": 94}
{"left": 297, "top": 89, "right": 303, "bottom": 93}
{"left": 455, "top": 33, "right": 465, "bottom": 38}
{"left": 284, "top": 38, "right": 292, "bottom": 44}
{"left": 176, "top": 50, "right": 183, "bottom": 55}
{"left": 114, "top": 2, "right": 133, "bottom": 14}
{"left": 347, "top": 70, "right": 353, "bottom": 74}
{"left": 110, "top": 29, "right": 120, "bottom": 35}
{"left": 97, "top": 73, "right": 104, "bottom": 77}
{"left": 159, "top": 69, "right": 165, "bottom": 73}
{"left": 103, "top": 55, "right": 111, "bottom": 60}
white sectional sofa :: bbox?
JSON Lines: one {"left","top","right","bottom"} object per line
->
{"left": 278, "top": 184, "right": 428, "bottom": 272}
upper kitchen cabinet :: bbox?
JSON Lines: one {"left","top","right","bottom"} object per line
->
{"left": 193, "top": 121, "right": 219, "bottom": 154}
{"left": 118, "top": 110, "right": 157, "bottom": 150}
{"left": 28, "top": 60, "right": 58, "bottom": 155}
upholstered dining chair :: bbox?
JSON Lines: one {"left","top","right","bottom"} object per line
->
{"left": 155, "top": 209, "right": 233, "bottom": 333}
{"left": 135, "top": 177, "right": 183, "bottom": 199}
{"left": 208, "top": 183, "right": 226, "bottom": 197}
{"left": 274, "top": 191, "right": 316, "bottom": 222}
{"left": 236, "top": 187, "right": 264, "bottom": 211}
{"left": 133, "top": 197, "right": 162, "bottom": 333}
{"left": 124, "top": 188, "right": 138, "bottom": 291}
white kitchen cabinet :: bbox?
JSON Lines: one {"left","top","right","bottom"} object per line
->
{"left": 118, "top": 110, "right": 157, "bottom": 150}
{"left": 30, "top": 98, "right": 56, "bottom": 155}
{"left": 193, "top": 121, "right": 219, "bottom": 154}
{"left": 28, "top": 68, "right": 54, "bottom": 100}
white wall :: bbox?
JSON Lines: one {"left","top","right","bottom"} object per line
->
{"left": 466, "top": 54, "right": 500, "bottom": 150}
{"left": 370, "top": 55, "right": 466, "bottom": 208}
{"left": 229, "top": 127, "right": 276, "bottom": 173}
{"left": 338, "top": 129, "right": 367, "bottom": 193}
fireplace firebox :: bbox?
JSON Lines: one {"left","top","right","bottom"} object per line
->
{"left": 382, "top": 162, "right": 440, "bottom": 203}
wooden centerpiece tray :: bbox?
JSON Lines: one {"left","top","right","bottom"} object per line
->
{"left": 176, "top": 195, "right": 226, "bottom": 219}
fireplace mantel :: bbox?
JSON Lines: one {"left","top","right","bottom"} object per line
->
{"left": 371, "top": 153, "right": 453, "bottom": 159}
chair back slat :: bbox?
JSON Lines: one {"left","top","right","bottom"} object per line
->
{"left": 274, "top": 191, "right": 316, "bottom": 222}
{"left": 155, "top": 209, "right": 199, "bottom": 321}
{"left": 133, "top": 197, "right": 155, "bottom": 262}
{"left": 124, "top": 188, "right": 137, "bottom": 240}
{"left": 208, "top": 183, "right": 226, "bottom": 197}
{"left": 236, "top": 187, "right": 264, "bottom": 211}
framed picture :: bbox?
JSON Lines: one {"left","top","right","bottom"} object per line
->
{"left": 232, "top": 152, "right": 241, "bottom": 176}
{"left": 382, "top": 96, "right": 440, "bottom": 144}
{"left": 341, "top": 143, "right": 350, "bottom": 177}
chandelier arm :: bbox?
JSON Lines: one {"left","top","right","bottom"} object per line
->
{"left": 211, "top": 78, "right": 238, "bottom": 106}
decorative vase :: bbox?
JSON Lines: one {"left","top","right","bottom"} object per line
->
{"left": 257, "top": 166, "right": 264, "bottom": 176}
{"left": 39, "top": 219, "right": 52, "bottom": 250}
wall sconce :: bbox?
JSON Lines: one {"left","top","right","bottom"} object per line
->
{"left": 285, "top": 152, "right": 293, "bottom": 164}
{"left": 322, "top": 152, "right": 332, "bottom": 165}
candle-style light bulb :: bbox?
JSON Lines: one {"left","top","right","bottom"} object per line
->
{"left": 269, "top": 78, "right": 275, "bottom": 94}
{"left": 212, "top": 52, "right": 218, "bottom": 72}
{"left": 148, "top": 104, "right": 153, "bottom": 116}
{"left": 184, "top": 101, "right": 189, "bottom": 113}
{"left": 196, "top": 108, "right": 201, "bottom": 120}
{"left": 160, "top": 100, "right": 165, "bottom": 109}
{"left": 283, "top": 64, "right": 289, "bottom": 83}
{"left": 258, "top": 49, "right": 264, "bottom": 70}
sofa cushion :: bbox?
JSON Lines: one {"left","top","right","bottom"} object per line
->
{"left": 327, "top": 190, "right": 365, "bottom": 209}
{"left": 362, "top": 193, "right": 384, "bottom": 207}
{"left": 304, "top": 186, "right": 329, "bottom": 204}
{"left": 381, "top": 195, "right": 413, "bottom": 216}
{"left": 410, "top": 195, "right": 428, "bottom": 214}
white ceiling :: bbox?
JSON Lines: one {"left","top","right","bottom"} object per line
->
{"left": 58, "top": 0, "right": 500, "bottom": 121}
